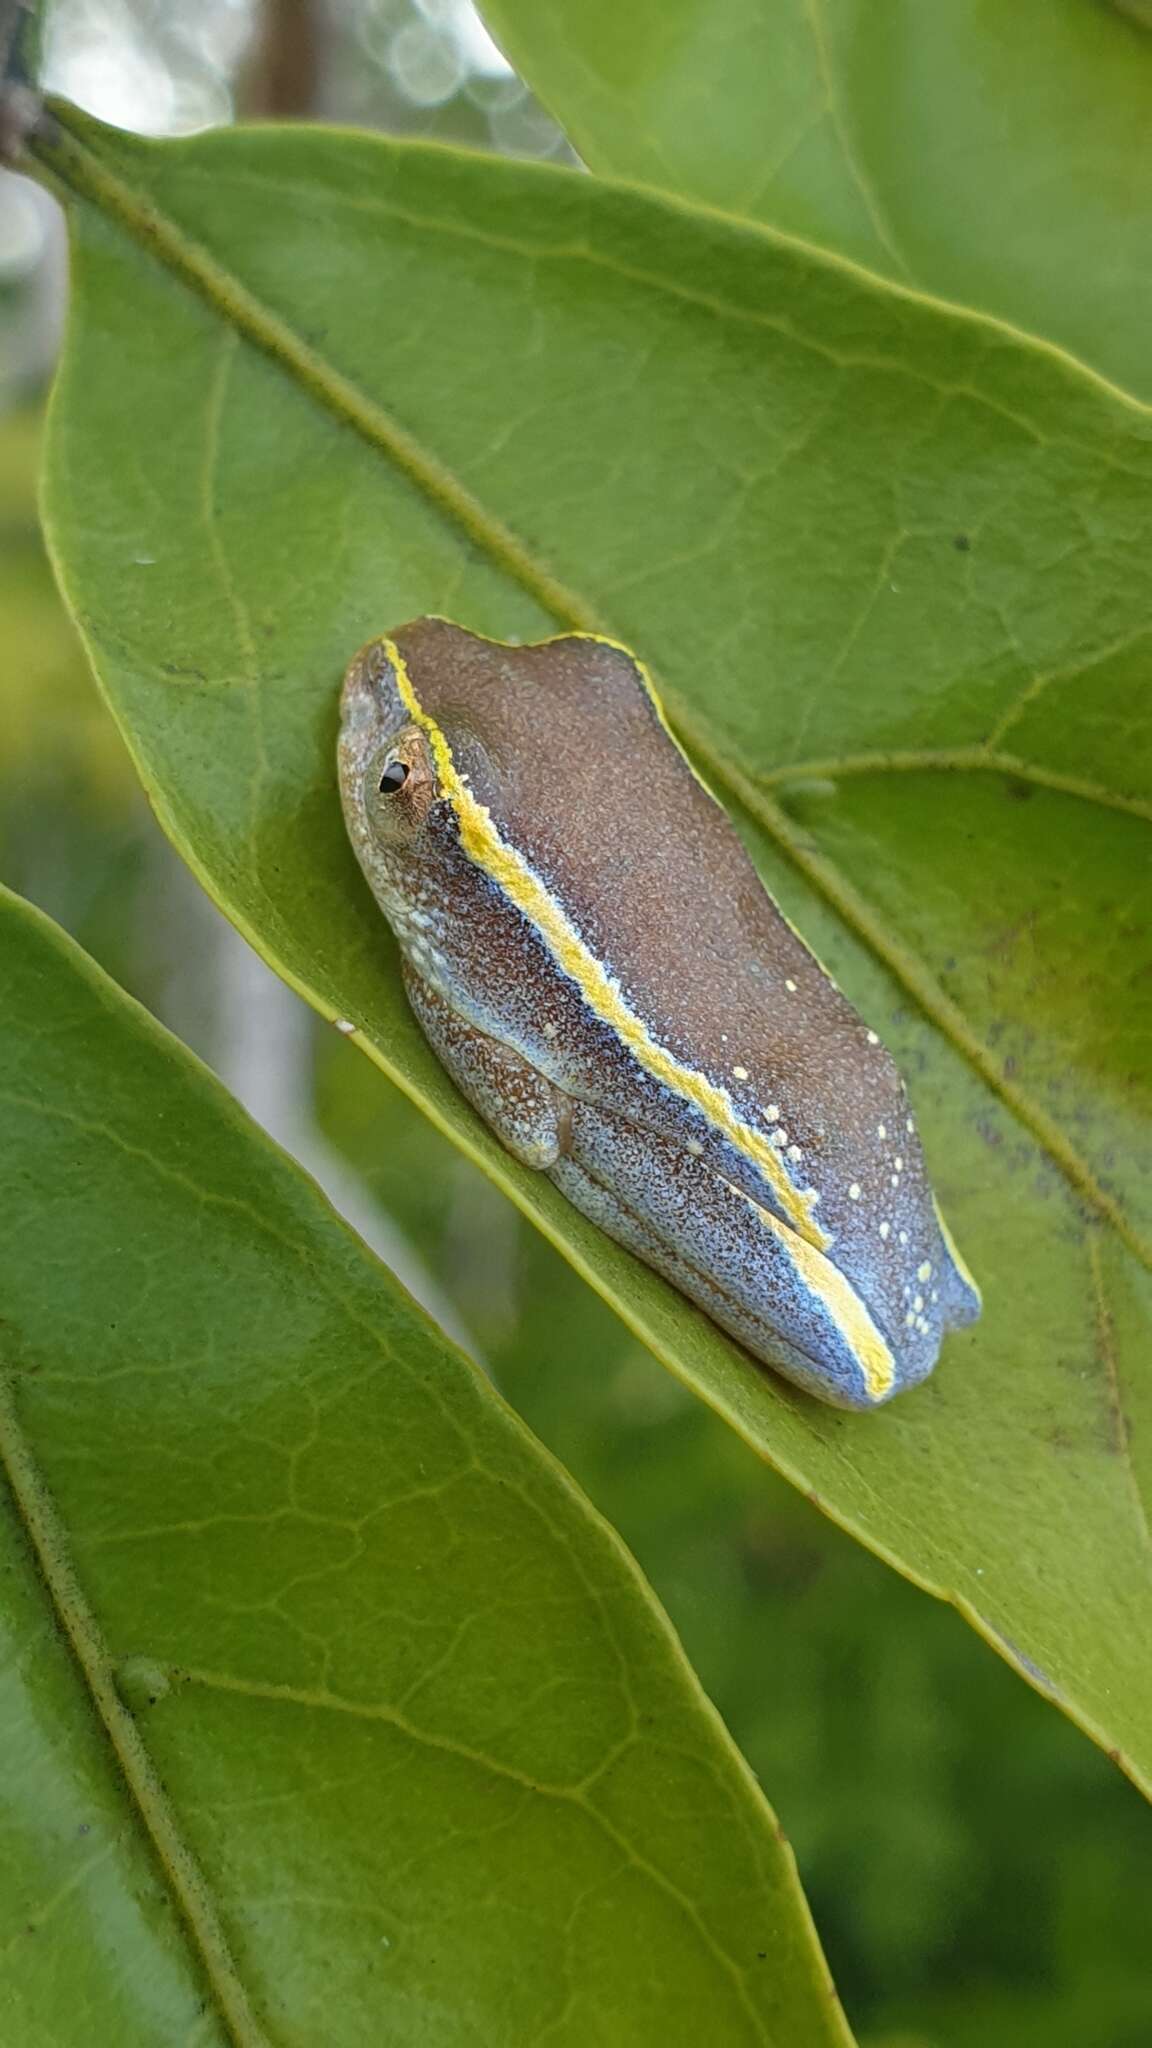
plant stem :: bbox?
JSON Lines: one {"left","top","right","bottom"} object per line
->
{"left": 0, "top": 0, "right": 43, "bottom": 90}
{"left": 0, "top": 0, "right": 45, "bottom": 163}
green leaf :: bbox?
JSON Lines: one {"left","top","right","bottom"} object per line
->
{"left": 478, "top": 0, "right": 1152, "bottom": 401}
{"left": 0, "top": 882, "right": 849, "bottom": 2047}
{"left": 33, "top": 108, "right": 1152, "bottom": 1791}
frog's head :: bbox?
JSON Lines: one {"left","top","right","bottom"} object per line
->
{"left": 337, "top": 632, "right": 452, "bottom": 918}
{"left": 339, "top": 615, "right": 558, "bottom": 912}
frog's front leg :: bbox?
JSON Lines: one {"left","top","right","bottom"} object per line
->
{"left": 402, "top": 965, "right": 572, "bottom": 1170}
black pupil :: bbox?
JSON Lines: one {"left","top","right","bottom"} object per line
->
{"left": 378, "top": 760, "right": 409, "bottom": 795}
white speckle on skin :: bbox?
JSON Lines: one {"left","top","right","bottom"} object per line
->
{"left": 877, "top": 1123, "right": 887, "bottom": 1139}
{"left": 686, "top": 1138, "right": 703, "bottom": 1157}
{"left": 906, "top": 1117, "right": 914, "bottom": 1133}
{"left": 772, "top": 1127, "right": 788, "bottom": 1147}
{"left": 879, "top": 1221, "right": 891, "bottom": 1240}
{"left": 732, "top": 1064, "right": 749, "bottom": 1081}
{"left": 914, "top": 1294, "right": 924, "bottom": 1313}
{"left": 890, "top": 1173, "right": 900, "bottom": 1187}
{"left": 931, "top": 1289, "right": 939, "bottom": 1304}
{"left": 785, "top": 978, "right": 797, "bottom": 992}
{"left": 848, "top": 1183, "right": 861, "bottom": 1201}
{"left": 894, "top": 1156, "right": 904, "bottom": 1172}
{"left": 334, "top": 1017, "right": 356, "bottom": 1035}
{"left": 765, "top": 1103, "right": 781, "bottom": 1122}
{"left": 787, "top": 1144, "right": 803, "bottom": 1162}
{"left": 867, "top": 1030, "right": 880, "bottom": 1046}
{"left": 904, "top": 1311, "right": 916, "bottom": 1328}
{"left": 899, "top": 1230, "right": 909, "bottom": 1245}
{"left": 918, "top": 1261, "right": 932, "bottom": 1283}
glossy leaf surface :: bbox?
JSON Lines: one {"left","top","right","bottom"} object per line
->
{"left": 0, "top": 886, "right": 847, "bottom": 2046}
{"left": 35, "top": 109, "right": 1152, "bottom": 1790}
{"left": 480, "top": 0, "right": 1152, "bottom": 400}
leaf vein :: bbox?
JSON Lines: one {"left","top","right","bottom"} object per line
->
{"left": 177, "top": 1663, "right": 766, "bottom": 2027}
{"left": 1086, "top": 1231, "right": 1151, "bottom": 1560}
{"left": 761, "top": 747, "right": 1152, "bottom": 821}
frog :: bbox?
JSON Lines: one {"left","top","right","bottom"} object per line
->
{"left": 338, "top": 617, "right": 980, "bottom": 1410}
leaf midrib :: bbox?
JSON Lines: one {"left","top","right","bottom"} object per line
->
{"left": 30, "top": 104, "right": 1151, "bottom": 1277}
{"left": 0, "top": 1368, "right": 268, "bottom": 2048}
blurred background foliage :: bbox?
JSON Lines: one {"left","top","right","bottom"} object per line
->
{"left": 2, "top": 5, "right": 1150, "bottom": 2043}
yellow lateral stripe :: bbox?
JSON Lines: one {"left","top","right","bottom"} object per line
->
{"left": 386, "top": 639, "right": 829, "bottom": 1251}
{"left": 743, "top": 1194, "right": 895, "bottom": 1401}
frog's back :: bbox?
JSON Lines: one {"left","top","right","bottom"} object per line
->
{"left": 384, "top": 619, "right": 980, "bottom": 1394}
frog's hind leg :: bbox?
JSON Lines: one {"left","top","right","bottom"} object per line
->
{"left": 403, "top": 969, "right": 895, "bottom": 1410}
{"left": 548, "top": 1146, "right": 849, "bottom": 1406}
{"left": 555, "top": 1100, "right": 899, "bottom": 1411}
{"left": 402, "top": 965, "right": 572, "bottom": 1170}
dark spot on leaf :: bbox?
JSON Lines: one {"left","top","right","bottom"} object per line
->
{"left": 953, "top": 532, "right": 971, "bottom": 551}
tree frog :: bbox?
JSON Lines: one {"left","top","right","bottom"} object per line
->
{"left": 338, "top": 619, "right": 980, "bottom": 1410}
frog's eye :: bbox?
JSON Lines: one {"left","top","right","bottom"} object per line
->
{"left": 378, "top": 760, "right": 409, "bottom": 796}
